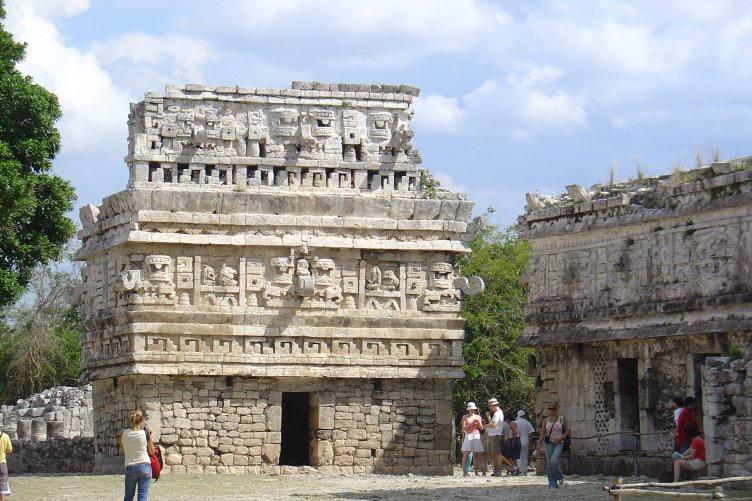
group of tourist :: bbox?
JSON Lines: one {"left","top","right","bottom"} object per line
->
{"left": 460, "top": 398, "right": 567, "bottom": 488}
{"left": 672, "top": 396, "right": 706, "bottom": 482}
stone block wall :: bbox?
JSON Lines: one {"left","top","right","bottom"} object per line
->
{"left": 533, "top": 333, "right": 738, "bottom": 473}
{"left": 6, "top": 437, "right": 95, "bottom": 473}
{"left": 92, "top": 375, "right": 453, "bottom": 475}
{"left": 0, "top": 385, "right": 93, "bottom": 441}
{"left": 702, "top": 355, "right": 752, "bottom": 478}
{"left": 0, "top": 385, "right": 94, "bottom": 473}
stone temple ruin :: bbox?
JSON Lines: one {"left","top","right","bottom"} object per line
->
{"left": 75, "top": 82, "right": 482, "bottom": 474}
{"left": 518, "top": 158, "right": 752, "bottom": 477}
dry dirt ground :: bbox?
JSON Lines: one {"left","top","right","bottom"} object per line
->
{"left": 7, "top": 470, "right": 751, "bottom": 501}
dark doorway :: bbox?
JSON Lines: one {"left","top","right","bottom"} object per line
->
{"left": 617, "top": 358, "right": 640, "bottom": 451}
{"left": 280, "top": 392, "right": 310, "bottom": 466}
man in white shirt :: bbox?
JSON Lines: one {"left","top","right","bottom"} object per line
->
{"left": 485, "top": 398, "right": 504, "bottom": 476}
{"left": 514, "top": 410, "right": 535, "bottom": 475}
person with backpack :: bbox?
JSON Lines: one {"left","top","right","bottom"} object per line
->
{"left": 119, "top": 409, "right": 156, "bottom": 501}
{"left": 0, "top": 429, "right": 12, "bottom": 501}
{"left": 536, "top": 402, "right": 571, "bottom": 489}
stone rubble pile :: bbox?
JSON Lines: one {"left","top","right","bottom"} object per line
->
{"left": 0, "top": 385, "right": 93, "bottom": 440}
{"left": 0, "top": 385, "right": 95, "bottom": 473}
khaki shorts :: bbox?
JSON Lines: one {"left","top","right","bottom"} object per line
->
{"left": 487, "top": 435, "right": 503, "bottom": 455}
{"left": 688, "top": 459, "right": 706, "bottom": 471}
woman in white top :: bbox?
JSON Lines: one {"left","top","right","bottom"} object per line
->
{"left": 460, "top": 402, "right": 484, "bottom": 476}
{"left": 119, "top": 409, "right": 155, "bottom": 501}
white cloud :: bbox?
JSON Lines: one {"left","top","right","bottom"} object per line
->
{"left": 9, "top": 0, "right": 89, "bottom": 20}
{"left": 463, "top": 67, "right": 587, "bottom": 131}
{"left": 171, "top": 0, "right": 512, "bottom": 65}
{"left": 718, "top": 14, "right": 752, "bottom": 83}
{"left": 610, "top": 110, "right": 671, "bottom": 129}
{"left": 90, "top": 33, "right": 211, "bottom": 89}
{"left": 507, "top": 128, "right": 532, "bottom": 141}
{"left": 432, "top": 172, "right": 468, "bottom": 195}
{"left": 412, "top": 94, "right": 465, "bottom": 134}
{"left": 5, "top": 0, "right": 130, "bottom": 154}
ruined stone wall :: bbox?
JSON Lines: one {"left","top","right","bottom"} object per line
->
{"left": 0, "top": 385, "right": 93, "bottom": 441}
{"left": 6, "top": 437, "right": 95, "bottom": 474}
{"left": 92, "top": 375, "right": 453, "bottom": 475}
{"left": 518, "top": 158, "right": 752, "bottom": 476}
{"left": 702, "top": 355, "right": 752, "bottom": 478}
{"left": 536, "top": 334, "right": 736, "bottom": 472}
{"left": 0, "top": 386, "right": 94, "bottom": 473}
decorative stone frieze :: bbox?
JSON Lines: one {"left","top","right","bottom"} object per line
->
{"left": 76, "top": 82, "right": 482, "bottom": 474}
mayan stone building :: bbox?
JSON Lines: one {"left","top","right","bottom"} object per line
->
{"left": 75, "top": 82, "right": 482, "bottom": 474}
{"left": 518, "top": 158, "right": 752, "bottom": 476}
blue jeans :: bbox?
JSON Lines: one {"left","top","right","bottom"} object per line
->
{"left": 124, "top": 463, "right": 151, "bottom": 501}
{"left": 545, "top": 441, "right": 564, "bottom": 487}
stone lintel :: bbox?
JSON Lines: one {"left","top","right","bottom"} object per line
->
{"left": 518, "top": 315, "right": 752, "bottom": 347}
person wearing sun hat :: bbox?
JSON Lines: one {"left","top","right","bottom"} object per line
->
{"left": 460, "top": 402, "right": 484, "bottom": 476}
{"left": 485, "top": 398, "right": 504, "bottom": 476}
{"left": 514, "top": 409, "right": 535, "bottom": 475}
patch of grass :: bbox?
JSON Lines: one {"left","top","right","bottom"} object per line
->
{"left": 729, "top": 345, "right": 744, "bottom": 363}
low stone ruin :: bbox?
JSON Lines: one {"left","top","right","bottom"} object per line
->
{"left": 0, "top": 385, "right": 94, "bottom": 473}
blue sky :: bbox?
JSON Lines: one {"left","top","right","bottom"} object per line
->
{"left": 5, "top": 0, "right": 752, "bottom": 228}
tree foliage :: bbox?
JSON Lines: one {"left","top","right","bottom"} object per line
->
{"left": 0, "top": 254, "right": 81, "bottom": 404}
{"left": 453, "top": 220, "right": 535, "bottom": 424}
{"left": 0, "top": 1, "right": 76, "bottom": 307}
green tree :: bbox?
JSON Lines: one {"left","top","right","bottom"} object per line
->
{"left": 0, "top": 1, "right": 76, "bottom": 307}
{"left": 454, "top": 220, "right": 535, "bottom": 428}
{"left": 0, "top": 253, "right": 81, "bottom": 403}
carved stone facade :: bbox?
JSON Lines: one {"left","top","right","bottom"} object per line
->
{"left": 518, "top": 159, "right": 752, "bottom": 477}
{"left": 76, "top": 82, "right": 481, "bottom": 474}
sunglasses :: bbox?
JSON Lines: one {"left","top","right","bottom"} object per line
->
{"left": 547, "top": 407, "right": 557, "bottom": 410}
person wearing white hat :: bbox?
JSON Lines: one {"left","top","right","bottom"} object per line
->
{"left": 485, "top": 398, "right": 504, "bottom": 476}
{"left": 514, "top": 410, "right": 535, "bottom": 475}
{"left": 461, "top": 402, "right": 484, "bottom": 476}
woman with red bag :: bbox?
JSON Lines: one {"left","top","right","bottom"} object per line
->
{"left": 119, "top": 409, "right": 156, "bottom": 501}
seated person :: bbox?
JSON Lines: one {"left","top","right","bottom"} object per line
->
{"left": 673, "top": 424, "right": 705, "bottom": 482}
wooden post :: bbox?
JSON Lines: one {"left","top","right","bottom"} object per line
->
{"left": 712, "top": 486, "right": 724, "bottom": 499}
